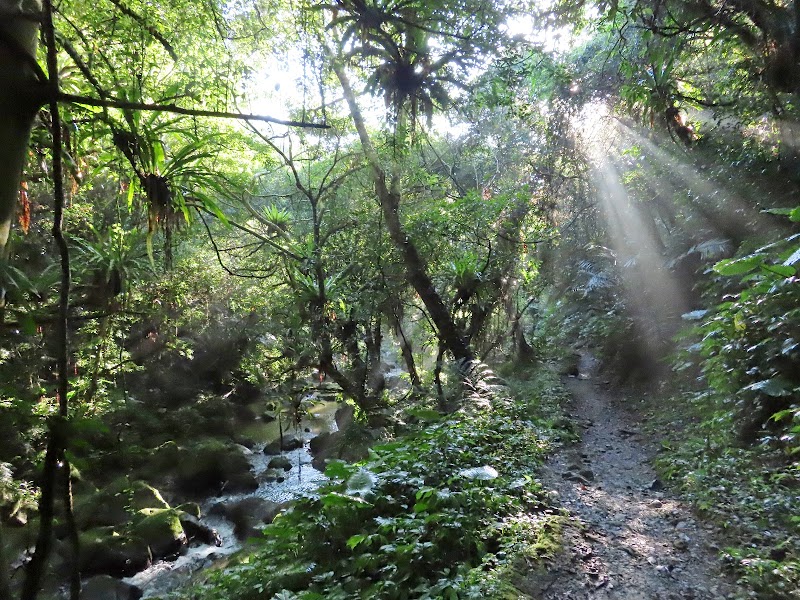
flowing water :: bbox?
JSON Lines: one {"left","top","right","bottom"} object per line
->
{"left": 123, "top": 399, "right": 340, "bottom": 598}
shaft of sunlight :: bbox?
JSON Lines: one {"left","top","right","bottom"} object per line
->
{"left": 577, "top": 102, "right": 690, "bottom": 360}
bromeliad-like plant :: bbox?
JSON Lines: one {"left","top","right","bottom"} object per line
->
{"left": 109, "top": 88, "right": 227, "bottom": 267}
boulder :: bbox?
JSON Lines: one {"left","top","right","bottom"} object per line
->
{"left": 78, "top": 527, "right": 150, "bottom": 578}
{"left": 267, "top": 456, "right": 293, "bottom": 471}
{"left": 133, "top": 508, "right": 187, "bottom": 559}
{"left": 74, "top": 479, "right": 169, "bottom": 530}
{"left": 175, "top": 440, "right": 257, "bottom": 496}
{"left": 80, "top": 575, "right": 142, "bottom": 600}
{"left": 309, "top": 430, "right": 339, "bottom": 457}
{"left": 179, "top": 512, "right": 222, "bottom": 547}
{"left": 335, "top": 404, "right": 355, "bottom": 430}
{"left": 209, "top": 497, "right": 286, "bottom": 540}
{"left": 263, "top": 434, "right": 303, "bottom": 455}
{"left": 260, "top": 468, "right": 286, "bottom": 484}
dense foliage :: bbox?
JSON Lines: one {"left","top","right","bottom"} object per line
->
{"left": 194, "top": 369, "right": 570, "bottom": 600}
{"left": 2, "top": 0, "right": 800, "bottom": 598}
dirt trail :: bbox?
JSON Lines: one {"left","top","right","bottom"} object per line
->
{"left": 520, "top": 354, "right": 745, "bottom": 600}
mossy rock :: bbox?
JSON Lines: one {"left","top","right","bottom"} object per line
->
{"left": 209, "top": 497, "right": 286, "bottom": 540}
{"left": 78, "top": 527, "right": 150, "bottom": 578}
{"left": 74, "top": 478, "right": 170, "bottom": 529}
{"left": 81, "top": 575, "right": 143, "bottom": 600}
{"left": 174, "top": 439, "right": 257, "bottom": 496}
{"left": 132, "top": 507, "right": 187, "bottom": 558}
{"left": 75, "top": 507, "right": 188, "bottom": 578}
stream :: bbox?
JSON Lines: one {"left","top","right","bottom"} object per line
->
{"left": 122, "top": 399, "right": 340, "bottom": 599}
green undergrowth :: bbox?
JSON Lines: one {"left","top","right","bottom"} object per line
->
{"left": 185, "top": 365, "right": 570, "bottom": 600}
{"left": 646, "top": 390, "right": 800, "bottom": 599}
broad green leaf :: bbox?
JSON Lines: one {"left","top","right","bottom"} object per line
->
{"left": 763, "top": 264, "right": 796, "bottom": 277}
{"left": 459, "top": 465, "right": 499, "bottom": 480}
{"left": 19, "top": 314, "right": 37, "bottom": 336}
{"left": 346, "top": 534, "right": 368, "bottom": 549}
{"left": 323, "top": 460, "right": 353, "bottom": 480}
{"left": 745, "top": 378, "right": 793, "bottom": 397}
{"left": 127, "top": 178, "right": 136, "bottom": 207}
{"left": 713, "top": 255, "right": 762, "bottom": 276}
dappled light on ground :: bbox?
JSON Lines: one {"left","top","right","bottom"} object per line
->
{"left": 521, "top": 355, "right": 741, "bottom": 599}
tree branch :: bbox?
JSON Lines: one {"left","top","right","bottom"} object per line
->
{"left": 105, "top": 0, "right": 178, "bottom": 61}
{"left": 56, "top": 92, "right": 330, "bottom": 129}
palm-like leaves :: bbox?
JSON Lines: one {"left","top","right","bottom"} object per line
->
{"left": 321, "top": 0, "right": 478, "bottom": 124}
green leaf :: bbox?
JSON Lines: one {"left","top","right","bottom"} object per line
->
{"left": 323, "top": 460, "right": 354, "bottom": 481}
{"left": 713, "top": 255, "right": 762, "bottom": 276}
{"left": 19, "top": 314, "right": 37, "bottom": 335}
{"left": 763, "top": 264, "right": 795, "bottom": 277}
{"left": 127, "top": 178, "right": 136, "bottom": 207}
{"left": 346, "top": 469, "right": 377, "bottom": 496}
{"left": 321, "top": 492, "right": 372, "bottom": 508}
{"left": 459, "top": 465, "right": 499, "bottom": 480}
{"left": 406, "top": 408, "right": 443, "bottom": 422}
{"left": 346, "top": 534, "right": 368, "bottom": 549}
{"left": 745, "top": 378, "right": 793, "bottom": 397}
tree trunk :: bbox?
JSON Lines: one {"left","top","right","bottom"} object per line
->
{"left": 389, "top": 308, "right": 421, "bottom": 388}
{"left": 0, "top": 0, "right": 44, "bottom": 305}
{"left": 329, "top": 55, "right": 473, "bottom": 363}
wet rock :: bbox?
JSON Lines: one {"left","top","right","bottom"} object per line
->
{"left": 268, "top": 456, "right": 293, "bottom": 471}
{"left": 81, "top": 575, "right": 143, "bottom": 600}
{"left": 260, "top": 468, "right": 286, "bottom": 483}
{"left": 263, "top": 434, "right": 304, "bottom": 455}
{"left": 579, "top": 468, "right": 595, "bottom": 481}
{"left": 234, "top": 443, "right": 253, "bottom": 456}
{"left": 179, "top": 512, "right": 222, "bottom": 547}
{"left": 78, "top": 527, "right": 150, "bottom": 577}
{"left": 335, "top": 404, "right": 355, "bottom": 429}
{"left": 133, "top": 508, "right": 188, "bottom": 558}
{"left": 309, "top": 431, "right": 338, "bottom": 456}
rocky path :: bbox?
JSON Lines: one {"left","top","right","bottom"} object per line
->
{"left": 520, "top": 354, "right": 745, "bottom": 599}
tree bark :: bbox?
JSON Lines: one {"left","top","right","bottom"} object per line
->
{"left": 389, "top": 307, "right": 421, "bottom": 388}
{"left": 0, "top": 0, "right": 45, "bottom": 305}
{"left": 329, "top": 55, "right": 473, "bottom": 363}
{"left": 23, "top": 2, "right": 79, "bottom": 597}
